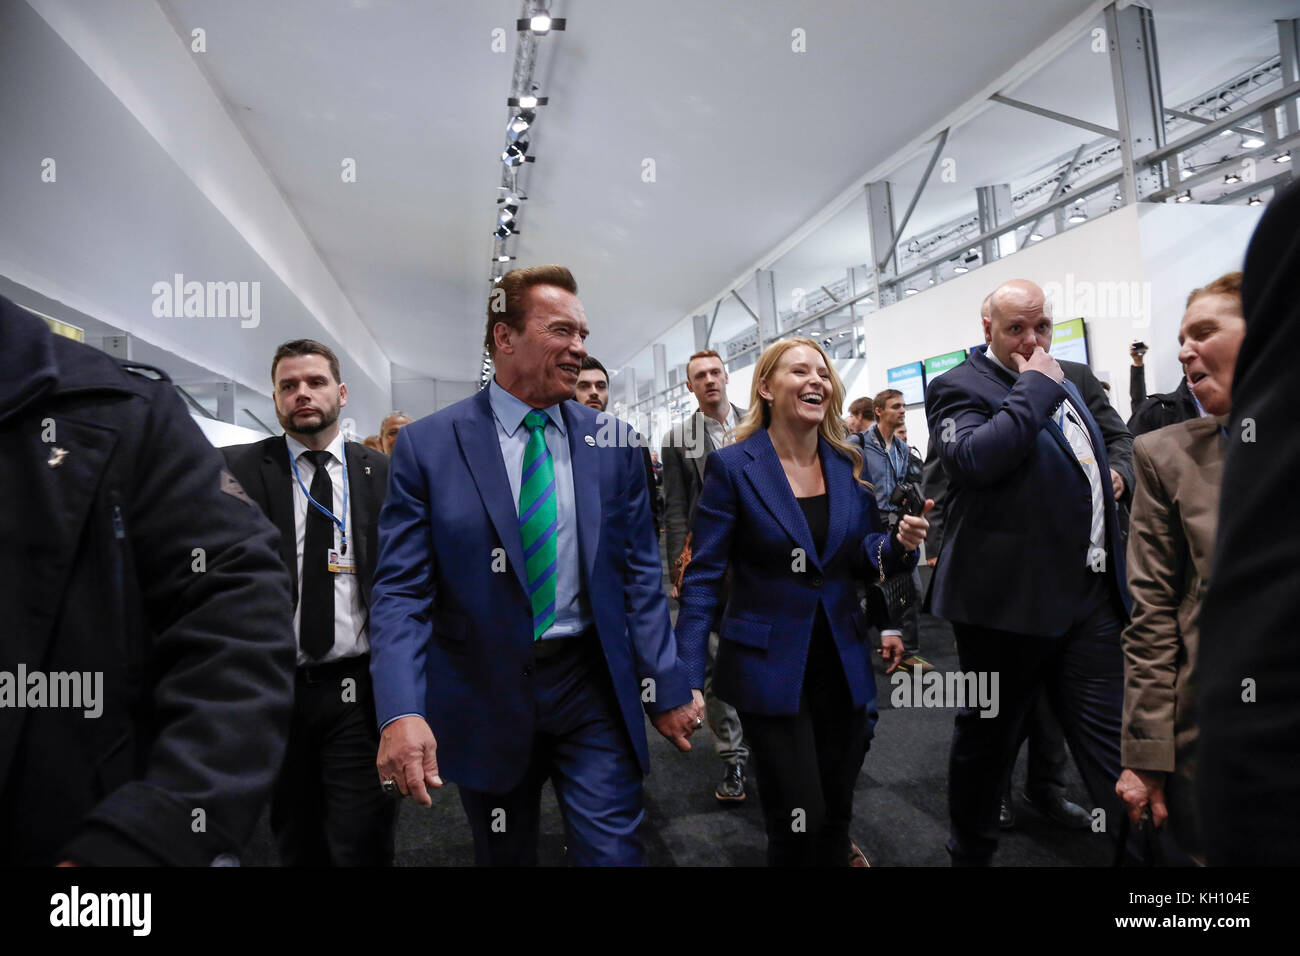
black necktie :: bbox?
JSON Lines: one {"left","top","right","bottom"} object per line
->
{"left": 299, "top": 449, "right": 335, "bottom": 659}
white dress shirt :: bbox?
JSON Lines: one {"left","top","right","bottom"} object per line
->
{"left": 285, "top": 432, "right": 368, "bottom": 664}
{"left": 984, "top": 350, "right": 1107, "bottom": 568}
{"left": 702, "top": 404, "right": 737, "bottom": 451}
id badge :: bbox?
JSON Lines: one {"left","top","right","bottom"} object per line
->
{"left": 327, "top": 544, "right": 357, "bottom": 574}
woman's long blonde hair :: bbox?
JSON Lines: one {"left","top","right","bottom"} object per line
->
{"left": 730, "top": 337, "right": 870, "bottom": 486}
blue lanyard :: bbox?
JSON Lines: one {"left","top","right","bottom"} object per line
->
{"left": 289, "top": 446, "right": 348, "bottom": 549}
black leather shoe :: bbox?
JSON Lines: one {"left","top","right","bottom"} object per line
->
{"left": 1023, "top": 791, "right": 1092, "bottom": 830}
{"left": 715, "top": 764, "right": 746, "bottom": 803}
{"left": 999, "top": 796, "right": 1016, "bottom": 829}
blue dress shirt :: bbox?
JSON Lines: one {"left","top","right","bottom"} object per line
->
{"left": 488, "top": 377, "right": 592, "bottom": 639}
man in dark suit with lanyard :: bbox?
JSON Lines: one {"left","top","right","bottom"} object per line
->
{"left": 925, "top": 279, "right": 1133, "bottom": 865}
{"left": 223, "top": 339, "right": 396, "bottom": 866}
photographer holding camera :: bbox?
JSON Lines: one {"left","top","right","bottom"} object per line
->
{"left": 853, "top": 390, "right": 931, "bottom": 674}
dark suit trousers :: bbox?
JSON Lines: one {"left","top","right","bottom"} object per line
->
{"left": 1000, "top": 690, "right": 1070, "bottom": 801}
{"left": 738, "top": 618, "right": 870, "bottom": 867}
{"left": 947, "top": 573, "right": 1125, "bottom": 863}
{"left": 457, "top": 636, "right": 645, "bottom": 866}
{"left": 271, "top": 656, "right": 397, "bottom": 866}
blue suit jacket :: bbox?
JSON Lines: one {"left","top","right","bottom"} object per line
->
{"left": 368, "top": 388, "right": 691, "bottom": 794}
{"left": 674, "top": 428, "right": 913, "bottom": 717}
{"left": 924, "top": 352, "right": 1131, "bottom": 636}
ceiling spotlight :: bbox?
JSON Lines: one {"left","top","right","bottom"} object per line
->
{"left": 507, "top": 109, "right": 535, "bottom": 139}
{"left": 1068, "top": 207, "right": 1087, "bottom": 224}
{"left": 509, "top": 93, "right": 549, "bottom": 109}
{"left": 1181, "top": 165, "right": 1196, "bottom": 177}
{"left": 492, "top": 224, "right": 515, "bottom": 240}
{"left": 953, "top": 263, "right": 969, "bottom": 274}
{"left": 1175, "top": 190, "right": 1192, "bottom": 203}
{"left": 967, "top": 248, "right": 978, "bottom": 256}
{"left": 1029, "top": 232, "right": 1044, "bottom": 241}
{"left": 517, "top": 12, "right": 565, "bottom": 34}
{"left": 497, "top": 203, "right": 518, "bottom": 225}
{"left": 1220, "top": 129, "right": 1233, "bottom": 137}
{"left": 1241, "top": 135, "right": 1266, "bottom": 149}
{"left": 1247, "top": 195, "right": 1262, "bottom": 206}
{"left": 904, "top": 287, "right": 919, "bottom": 296}
{"left": 502, "top": 141, "right": 530, "bottom": 166}
{"left": 1275, "top": 150, "right": 1292, "bottom": 163}
{"left": 494, "top": 255, "right": 515, "bottom": 262}
{"left": 1223, "top": 172, "right": 1241, "bottom": 184}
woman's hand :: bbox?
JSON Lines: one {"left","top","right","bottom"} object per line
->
{"left": 895, "top": 499, "right": 935, "bottom": 553}
{"left": 879, "top": 633, "right": 905, "bottom": 674}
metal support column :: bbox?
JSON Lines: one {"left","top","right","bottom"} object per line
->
{"left": 976, "top": 184, "right": 1013, "bottom": 263}
{"left": 102, "top": 333, "right": 132, "bottom": 360}
{"left": 620, "top": 366, "right": 637, "bottom": 414}
{"left": 1106, "top": 1, "right": 1167, "bottom": 200}
{"left": 754, "top": 269, "right": 779, "bottom": 352}
{"left": 216, "top": 381, "right": 235, "bottom": 424}
{"left": 847, "top": 266, "right": 870, "bottom": 322}
{"left": 692, "top": 313, "right": 710, "bottom": 352}
{"left": 865, "top": 181, "right": 897, "bottom": 308}
{"left": 652, "top": 344, "right": 668, "bottom": 400}
{"left": 1281, "top": 19, "right": 1300, "bottom": 136}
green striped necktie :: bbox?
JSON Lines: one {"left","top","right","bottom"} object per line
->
{"left": 519, "top": 409, "right": 558, "bottom": 640}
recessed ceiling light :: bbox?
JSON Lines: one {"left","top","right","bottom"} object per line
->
{"left": 1242, "top": 135, "right": 1265, "bottom": 149}
{"left": 1275, "top": 150, "right": 1292, "bottom": 163}
{"left": 904, "top": 287, "right": 919, "bottom": 296}
{"left": 1175, "top": 191, "right": 1192, "bottom": 203}
{"left": 1029, "top": 232, "right": 1044, "bottom": 241}
{"left": 1247, "top": 195, "right": 1262, "bottom": 206}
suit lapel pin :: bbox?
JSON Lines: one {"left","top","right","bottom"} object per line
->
{"left": 47, "top": 447, "right": 69, "bottom": 468}
{"left": 584, "top": 434, "right": 596, "bottom": 446}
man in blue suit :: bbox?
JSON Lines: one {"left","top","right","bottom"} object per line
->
{"left": 925, "top": 279, "right": 1132, "bottom": 865}
{"left": 369, "top": 265, "right": 703, "bottom": 866}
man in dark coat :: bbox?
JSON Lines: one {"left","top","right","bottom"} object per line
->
{"left": 0, "top": 293, "right": 296, "bottom": 865}
{"left": 1197, "top": 181, "right": 1300, "bottom": 865}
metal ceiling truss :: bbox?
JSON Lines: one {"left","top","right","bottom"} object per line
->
{"left": 623, "top": 3, "right": 1300, "bottom": 420}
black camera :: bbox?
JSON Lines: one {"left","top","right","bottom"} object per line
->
{"left": 889, "top": 480, "right": 925, "bottom": 518}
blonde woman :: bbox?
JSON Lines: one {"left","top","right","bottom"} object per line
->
{"left": 675, "top": 338, "right": 931, "bottom": 866}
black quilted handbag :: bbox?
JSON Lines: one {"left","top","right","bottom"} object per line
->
{"left": 864, "top": 535, "right": 915, "bottom": 629}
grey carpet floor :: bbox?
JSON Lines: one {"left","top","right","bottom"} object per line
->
{"left": 243, "top": 558, "right": 1114, "bottom": 867}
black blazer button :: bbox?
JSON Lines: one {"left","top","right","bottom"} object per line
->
{"left": 522, "top": 664, "right": 534, "bottom": 677}
{"left": 811, "top": 575, "right": 824, "bottom": 588}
